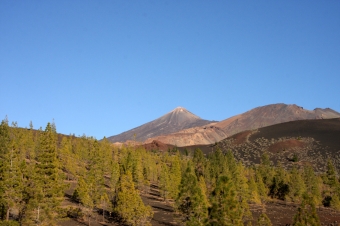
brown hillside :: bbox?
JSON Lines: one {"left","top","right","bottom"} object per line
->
{"left": 142, "top": 140, "right": 176, "bottom": 152}
{"left": 180, "top": 118, "right": 340, "bottom": 172}
{"left": 215, "top": 103, "right": 340, "bottom": 135}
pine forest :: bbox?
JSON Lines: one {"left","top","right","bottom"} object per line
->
{"left": 1, "top": 118, "right": 340, "bottom": 226}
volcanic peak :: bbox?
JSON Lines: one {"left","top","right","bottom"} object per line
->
{"left": 107, "top": 107, "right": 214, "bottom": 143}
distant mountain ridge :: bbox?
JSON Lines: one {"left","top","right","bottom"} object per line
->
{"left": 144, "top": 104, "right": 340, "bottom": 147}
{"left": 180, "top": 118, "right": 340, "bottom": 172}
{"left": 107, "top": 107, "right": 215, "bottom": 143}
{"left": 215, "top": 103, "right": 340, "bottom": 135}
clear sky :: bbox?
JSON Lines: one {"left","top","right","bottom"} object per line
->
{"left": 1, "top": 1, "right": 340, "bottom": 139}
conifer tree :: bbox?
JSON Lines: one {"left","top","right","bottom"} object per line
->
{"left": 258, "top": 153, "right": 274, "bottom": 188}
{"left": 132, "top": 151, "right": 144, "bottom": 190}
{"left": 0, "top": 119, "right": 24, "bottom": 221}
{"left": 99, "top": 137, "right": 113, "bottom": 171}
{"left": 24, "top": 121, "right": 36, "bottom": 160}
{"left": 269, "top": 162, "right": 289, "bottom": 200}
{"left": 159, "top": 162, "right": 171, "bottom": 200}
{"left": 225, "top": 151, "right": 251, "bottom": 220}
{"left": 193, "top": 148, "right": 205, "bottom": 178}
{"left": 254, "top": 169, "right": 268, "bottom": 199}
{"left": 248, "top": 170, "right": 261, "bottom": 204}
{"left": 176, "top": 163, "right": 208, "bottom": 225}
{"left": 25, "top": 122, "right": 65, "bottom": 225}
{"left": 109, "top": 160, "right": 120, "bottom": 199}
{"left": 73, "top": 177, "right": 93, "bottom": 225}
{"left": 208, "top": 176, "right": 243, "bottom": 226}
{"left": 115, "top": 171, "right": 153, "bottom": 226}
{"left": 198, "top": 176, "right": 210, "bottom": 208}
{"left": 89, "top": 140, "right": 107, "bottom": 204}
{"left": 169, "top": 155, "right": 182, "bottom": 199}
{"left": 322, "top": 159, "right": 340, "bottom": 209}
{"left": 288, "top": 167, "right": 305, "bottom": 202}
{"left": 303, "top": 166, "right": 322, "bottom": 205}
{"left": 324, "top": 159, "right": 337, "bottom": 187}
{"left": 59, "top": 137, "right": 76, "bottom": 180}
{"left": 293, "top": 193, "right": 320, "bottom": 226}
{"left": 208, "top": 148, "right": 228, "bottom": 181}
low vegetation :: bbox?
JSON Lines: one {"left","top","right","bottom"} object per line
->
{"left": 1, "top": 118, "right": 340, "bottom": 225}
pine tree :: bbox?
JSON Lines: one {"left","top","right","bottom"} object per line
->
{"left": 322, "top": 159, "right": 340, "bottom": 209}
{"left": 303, "top": 166, "right": 322, "bottom": 205}
{"left": 169, "top": 155, "right": 182, "bottom": 199}
{"left": 59, "top": 137, "right": 76, "bottom": 180}
{"left": 323, "top": 159, "right": 338, "bottom": 188}
{"left": 258, "top": 153, "right": 274, "bottom": 189}
{"left": 193, "top": 148, "right": 205, "bottom": 178}
{"left": 73, "top": 176, "right": 93, "bottom": 225}
{"left": 132, "top": 151, "right": 144, "bottom": 190}
{"left": 24, "top": 122, "right": 65, "bottom": 225}
{"left": 255, "top": 169, "right": 268, "bottom": 199}
{"left": 208, "top": 176, "right": 243, "bottom": 226}
{"left": 208, "top": 148, "right": 228, "bottom": 181}
{"left": 269, "top": 162, "right": 289, "bottom": 200}
{"left": 228, "top": 154, "right": 251, "bottom": 220}
{"left": 115, "top": 171, "right": 153, "bottom": 226}
{"left": 159, "top": 162, "right": 171, "bottom": 200}
{"left": 109, "top": 160, "right": 120, "bottom": 200}
{"left": 288, "top": 167, "right": 305, "bottom": 202}
{"left": 87, "top": 140, "right": 105, "bottom": 206}
{"left": 198, "top": 176, "right": 210, "bottom": 208}
{"left": 176, "top": 163, "right": 208, "bottom": 225}
{"left": 293, "top": 193, "right": 320, "bottom": 226}
{"left": 25, "top": 121, "right": 36, "bottom": 160}
{"left": 248, "top": 170, "right": 261, "bottom": 204}
{"left": 0, "top": 119, "right": 24, "bottom": 221}
{"left": 99, "top": 193, "right": 110, "bottom": 223}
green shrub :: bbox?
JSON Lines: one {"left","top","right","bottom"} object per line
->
{"left": 292, "top": 154, "right": 299, "bottom": 162}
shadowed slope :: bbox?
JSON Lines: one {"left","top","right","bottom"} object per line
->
{"left": 181, "top": 118, "right": 340, "bottom": 172}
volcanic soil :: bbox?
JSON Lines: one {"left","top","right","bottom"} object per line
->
{"left": 58, "top": 180, "right": 340, "bottom": 226}
{"left": 181, "top": 118, "right": 340, "bottom": 172}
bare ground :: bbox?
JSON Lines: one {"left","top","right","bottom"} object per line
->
{"left": 58, "top": 181, "right": 340, "bottom": 226}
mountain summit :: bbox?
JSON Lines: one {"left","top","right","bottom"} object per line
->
{"left": 107, "top": 107, "right": 215, "bottom": 143}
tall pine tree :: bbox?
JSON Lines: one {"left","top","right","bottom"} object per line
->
{"left": 293, "top": 193, "right": 320, "bottom": 226}
{"left": 115, "top": 171, "right": 153, "bottom": 226}
{"left": 24, "top": 122, "right": 65, "bottom": 225}
{"left": 208, "top": 176, "right": 243, "bottom": 226}
{"left": 176, "top": 163, "right": 208, "bottom": 225}
{"left": 0, "top": 119, "right": 24, "bottom": 221}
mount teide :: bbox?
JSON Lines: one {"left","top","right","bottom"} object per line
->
{"left": 107, "top": 107, "right": 215, "bottom": 143}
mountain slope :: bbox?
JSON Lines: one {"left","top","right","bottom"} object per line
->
{"left": 215, "top": 103, "right": 340, "bottom": 134}
{"left": 180, "top": 118, "right": 340, "bottom": 172}
{"left": 107, "top": 107, "right": 215, "bottom": 143}
{"left": 144, "top": 123, "right": 228, "bottom": 146}
{"left": 146, "top": 104, "right": 340, "bottom": 147}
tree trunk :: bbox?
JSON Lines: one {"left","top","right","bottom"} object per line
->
{"left": 6, "top": 207, "right": 10, "bottom": 221}
{"left": 37, "top": 205, "right": 40, "bottom": 223}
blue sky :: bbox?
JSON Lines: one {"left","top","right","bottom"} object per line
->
{"left": 1, "top": 1, "right": 339, "bottom": 139}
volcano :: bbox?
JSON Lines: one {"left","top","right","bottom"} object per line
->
{"left": 107, "top": 107, "right": 215, "bottom": 143}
